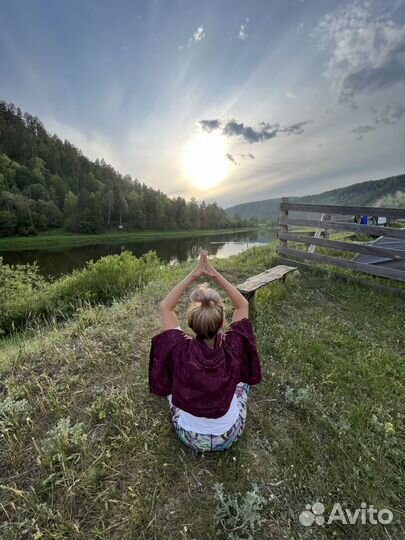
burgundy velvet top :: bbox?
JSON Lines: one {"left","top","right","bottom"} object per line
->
{"left": 149, "top": 318, "right": 261, "bottom": 418}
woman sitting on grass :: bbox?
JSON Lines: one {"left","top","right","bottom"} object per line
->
{"left": 149, "top": 250, "right": 261, "bottom": 453}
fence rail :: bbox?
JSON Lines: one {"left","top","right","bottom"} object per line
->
{"left": 279, "top": 202, "right": 405, "bottom": 219}
{"left": 278, "top": 246, "right": 405, "bottom": 281}
{"left": 278, "top": 218, "right": 405, "bottom": 239}
{"left": 277, "top": 198, "right": 405, "bottom": 283}
{"left": 278, "top": 232, "right": 405, "bottom": 260}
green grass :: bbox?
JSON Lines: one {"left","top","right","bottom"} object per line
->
{"left": 0, "top": 244, "right": 404, "bottom": 539}
{"left": 0, "top": 227, "right": 258, "bottom": 251}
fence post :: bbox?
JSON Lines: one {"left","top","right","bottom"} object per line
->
{"left": 308, "top": 213, "right": 331, "bottom": 253}
{"left": 278, "top": 197, "right": 289, "bottom": 251}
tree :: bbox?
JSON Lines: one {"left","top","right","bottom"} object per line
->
{"left": 106, "top": 188, "right": 114, "bottom": 228}
{"left": 23, "top": 183, "right": 49, "bottom": 201}
{"left": 63, "top": 191, "right": 78, "bottom": 231}
{"left": 0, "top": 210, "right": 16, "bottom": 236}
{"left": 49, "top": 174, "right": 67, "bottom": 209}
{"left": 39, "top": 200, "right": 63, "bottom": 228}
{"left": 188, "top": 197, "right": 200, "bottom": 229}
{"left": 127, "top": 192, "right": 146, "bottom": 229}
{"left": 77, "top": 191, "right": 103, "bottom": 233}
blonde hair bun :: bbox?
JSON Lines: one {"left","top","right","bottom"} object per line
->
{"left": 189, "top": 283, "right": 222, "bottom": 306}
{"left": 187, "top": 283, "right": 224, "bottom": 339}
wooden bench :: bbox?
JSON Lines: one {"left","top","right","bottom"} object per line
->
{"left": 237, "top": 265, "right": 298, "bottom": 315}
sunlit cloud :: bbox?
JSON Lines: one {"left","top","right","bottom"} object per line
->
{"left": 238, "top": 19, "right": 249, "bottom": 40}
{"left": 178, "top": 25, "right": 206, "bottom": 50}
{"left": 190, "top": 25, "right": 205, "bottom": 44}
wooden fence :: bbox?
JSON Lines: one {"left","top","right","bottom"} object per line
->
{"left": 277, "top": 198, "right": 405, "bottom": 283}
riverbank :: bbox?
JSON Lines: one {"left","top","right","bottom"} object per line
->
{"left": 1, "top": 244, "right": 404, "bottom": 539}
{"left": 0, "top": 227, "right": 260, "bottom": 251}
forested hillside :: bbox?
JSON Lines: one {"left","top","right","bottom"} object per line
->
{"left": 0, "top": 101, "right": 238, "bottom": 237}
{"left": 226, "top": 174, "right": 405, "bottom": 220}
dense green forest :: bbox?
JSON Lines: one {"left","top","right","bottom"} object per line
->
{"left": 0, "top": 101, "right": 251, "bottom": 237}
{"left": 226, "top": 174, "right": 405, "bottom": 220}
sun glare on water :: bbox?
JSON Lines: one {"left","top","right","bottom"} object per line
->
{"left": 181, "top": 132, "right": 230, "bottom": 190}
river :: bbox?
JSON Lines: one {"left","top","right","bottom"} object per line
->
{"left": 0, "top": 229, "right": 277, "bottom": 278}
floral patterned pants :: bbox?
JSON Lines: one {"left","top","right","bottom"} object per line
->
{"left": 170, "top": 383, "right": 250, "bottom": 453}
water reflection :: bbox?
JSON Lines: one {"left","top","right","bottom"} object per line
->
{"left": 0, "top": 229, "right": 276, "bottom": 278}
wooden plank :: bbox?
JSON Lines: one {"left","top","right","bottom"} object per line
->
{"left": 280, "top": 202, "right": 405, "bottom": 219}
{"left": 279, "top": 232, "right": 405, "bottom": 260}
{"left": 278, "top": 246, "right": 405, "bottom": 281}
{"left": 237, "top": 265, "right": 297, "bottom": 293}
{"left": 279, "top": 196, "right": 289, "bottom": 249}
{"left": 279, "top": 217, "right": 405, "bottom": 239}
{"left": 277, "top": 256, "right": 405, "bottom": 298}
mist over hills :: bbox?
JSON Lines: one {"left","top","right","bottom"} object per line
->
{"left": 225, "top": 175, "right": 405, "bottom": 220}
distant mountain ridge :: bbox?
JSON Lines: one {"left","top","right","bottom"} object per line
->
{"left": 225, "top": 175, "right": 405, "bottom": 220}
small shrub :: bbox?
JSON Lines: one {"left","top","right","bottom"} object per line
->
{"left": 0, "top": 396, "right": 30, "bottom": 445}
{"left": 40, "top": 417, "right": 87, "bottom": 468}
{"left": 369, "top": 409, "right": 405, "bottom": 461}
{"left": 213, "top": 483, "right": 266, "bottom": 540}
{"left": 284, "top": 384, "right": 313, "bottom": 409}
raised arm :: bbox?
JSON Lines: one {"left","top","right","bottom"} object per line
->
{"left": 160, "top": 252, "right": 205, "bottom": 330}
{"left": 202, "top": 253, "right": 249, "bottom": 323}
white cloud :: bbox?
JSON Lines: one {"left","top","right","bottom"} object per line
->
{"left": 180, "top": 25, "right": 206, "bottom": 49}
{"left": 238, "top": 18, "right": 250, "bottom": 40}
{"left": 238, "top": 24, "right": 248, "bottom": 40}
{"left": 191, "top": 26, "right": 205, "bottom": 43}
{"left": 285, "top": 91, "right": 297, "bottom": 99}
{"left": 312, "top": 1, "right": 405, "bottom": 105}
{"left": 177, "top": 25, "right": 207, "bottom": 51}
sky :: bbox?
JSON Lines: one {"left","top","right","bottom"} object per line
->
{"left": 0, "top": 0, "right": 404, "bottom": 208}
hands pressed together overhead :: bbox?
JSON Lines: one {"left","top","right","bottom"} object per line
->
{"left": 192, "top": 250, "right": 218, "bottom": 280}
{"left": 160, "top": 248, "right": 248, "bottom": 330}
{"left": 190, "top": 249, "right": 249, "bottom": 323}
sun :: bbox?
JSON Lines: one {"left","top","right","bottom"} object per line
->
{"left": 181, "top": 132, "right": 230, "bottom": 190}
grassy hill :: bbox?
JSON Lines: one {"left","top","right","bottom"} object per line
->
{"left": 1, "top": 243, "right": 404, "bottom": 539}
{"left": 225, "top": 174, "right": 405, "bottom": 220}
